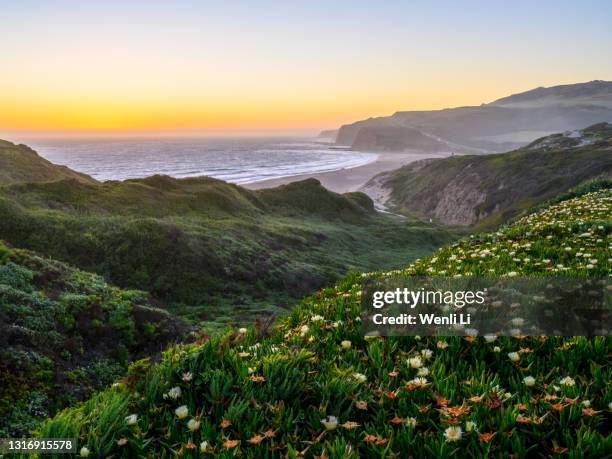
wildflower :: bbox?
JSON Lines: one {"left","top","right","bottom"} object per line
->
{"left": 187, "top": 418, "right": 201, "bottom": 431}
{"left": 355, "top": 400, "right": 368, "bottom": 410}
{"left": 523, "top": 376, "right": 536, "bottom": 387}
{"left": 168, "top": 386, "right": 182, "bottom": 400}
{"left": 311, "top": 314, "right": 324, "bottom": 322}
{"left": 342, "top": 421, "right": 360, "bottom": 429}
{"left": 248, "top": 434, "right": 264, "bottom": 445}
{"left": 405, "top": 417, "right": 417, "bottom": 428}
{"left": 220, "top": 419, "right": 232, "bottom": 428}
{"left": 238, "top": 327, "right": 247, "bottom": 334}
{"left": 444, "top": 426, "right": 463, "bottom": 442}
{"left": 437, "top": 341, "right": 449, "bottom": 349}
{"left": 321, "top": 415, "right": 338, "bottom": 430}
{"left": 493, "top": 346, "right": 501, "bottom": 353}
{"left": 465, "top": 421, "right": 477, "bottom": 432}
{"left": 484, "top": 334, "right": 496, "bottom": 343}
{"left": 479, "top": 432, "right": 494, "bottom": 442}
{"left": 408, "top": 356, "right": 423, "bottom": 368}
{"left": 411, "top": 377, "right": 428, "bottom": 387}
{"left": 417, "top": 367, "right": 429, "bottom": 377}
{"left": 80, "top": 447, "right": 90, "bottom": 457}
{"left": 352, "top": 372, "right": 367, "bottom": 384}
{"left": 507, "top": 272, "right": 518, "bottom": 277}
{"left": 299, "top": 325, "right": 309, "bottom": 336}
{"left": 559, "top": 376, "right": 576, "bottom": 386}
{"left": 200, "top": 441, "right": 210, "bottom": 453}
{"left": 508, "top": 352, "right": 520, "bottom": 362}
{"left": 341, "top": 340, "right": 352, "bottom": 350}
{"left": 182, "top": 372, "right": 193, "bottom": 382}
{"left": 125, "top": 414, "right": 138, "bottom": 425}
{"left": 420, "top": 349, "right": 433, "bottom": 359}
{"left": 223, "top": 439, "right": 240, "bottom": 449}
{"left": 175, "top": 405, "right": 189, "bottom": 419}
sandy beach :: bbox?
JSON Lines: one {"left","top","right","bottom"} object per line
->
{"left": 244, "top": 151, "right": 452, "bottom": 194}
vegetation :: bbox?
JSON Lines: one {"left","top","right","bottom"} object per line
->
{"left": 0, "top": 241, "right": 190, "bottom": 437}
{"left": 370, "top": 123, "right": 612, "bottom": 227}
{"left": 0, "top": 143, "right": 454, "bottom": 325}
{"left": 32, "top": 184, "right": 611, "bottom": 457}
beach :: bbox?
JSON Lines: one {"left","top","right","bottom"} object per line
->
{"left": 244, "top": 151, "right": 452, "bottom": 194}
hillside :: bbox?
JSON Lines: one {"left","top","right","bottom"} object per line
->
{"left": 0, "top": 140, "right": 96, "bottom": 185}
{"left": 362, "top": 123, "right": 612, "bottom": 227}
{"left": 0, "top": 144, "right": 454, "bottom": 325}
{"left": 335, "top": 81, "right": 612, "bottom": 152}
{"left": 33, "top": 183, "right": 611, "bottom": 458}
{"left": 0, "top": 241, "right": 190, "bottom": 437}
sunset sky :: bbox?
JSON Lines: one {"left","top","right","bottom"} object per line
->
{"left": 1, "top": 0, "right": 611, "bottom": 136}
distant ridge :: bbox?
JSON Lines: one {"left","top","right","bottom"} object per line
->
{"left": 334, "top": 81, "right": 612, "bottom": 152}
{"left": 362, "top": 122, "right": 612, "bottom": 226}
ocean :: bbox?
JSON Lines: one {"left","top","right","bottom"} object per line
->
{"left": 25, "top": 137, "right": 377, "bottom": 184}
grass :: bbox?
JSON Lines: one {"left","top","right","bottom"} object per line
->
{"left": 31, "top": 184, "right": 611, "bottom": 458}
{"left": 0, "top": 173, "right": 454, "bottom": 327}
{"left": 0, "top": 242, "right": 190, "bottom": 437}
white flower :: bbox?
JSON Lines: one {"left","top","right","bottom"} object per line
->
{"left": 444, "top": 425, "right": 463, "bottom": 442}
{"left": 484, "top": 334, "right": 497, "bottom": 343}
{"left": 417, "top": 367, "right": 429, "bottom": 377}
{"left": 465, "top": 421, "right": 477, "bottom": 432}
{"left": 507, "top": 272, "right": 518, "bottom": 277}
{"left": 321, "top": 415, "right": 338, "bottom": 431}
{"left": 168, "top": 386, "right": 182, "bottom": 400}
{"left": 341, "top": 340, "right": 352, "bottom": 350}
{"left": 411, "top": 377, "right": 428, "bottom": 387}
{"left": 405, "top": 417, "right": 417, "bottom": 428}
{"left": 420, "top": 349, "right": 433, "bottom": 360}
{"left": 437, "top": 341, "right": 448, "bottom": 349}
{"left": 508, "top": 352, "right": 520, "bottom": 362}
{"left": 608, "top": 401, "right": 612, "bottom": 411}
{"left": 352, "top": 372, "right": 367, "bottom": 384}
{"left": 238, "top": 327, "right": 247, "bottom": 334}
{"left": 408, "top": 356, "right": 423, "bottom": 368}
{"left": 125, "top": 414, "right": 138, "bottom": 425}
{"left": 582, "top": 400, "right": 591, "bottom": 407}
{"left": 187, "top": 418, "right": 201, "bottom": 431}
{"left": 200, "top": 441, "right": 209, "bottom": 453}
{"left": 299, "top": 325, "right": 309, "bottom": 336}
{"left": 80, "top": 447, "right": 90, "bottom": 457}
{"left": 175, "top": 405, "right": 189, "bottom": 419}
{"left": 182, "top": 372, "right": 193, "bottom": 382}
{"left": 559, "top": 376, "right": 576, "bottom": 387}
{"left": 311, "top": 315, "right": 324, "bottom": 322}
{"left": 493, "top": 346, "right": 501, "bottom": 353}
{"left": 523, "top": 376, "right": 536, "bottom": 387}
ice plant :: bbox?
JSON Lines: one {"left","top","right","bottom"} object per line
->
{"left": 187, "top": 418, "right": 201, "bottom": 431}
{"left": 444, "top": 426, "right": 463, "bottom": 442}
{"left": 175, "top": 405, "right": 189, "bottom": 419}
{"left": 321, "top": 415, "right": 339, "bottom": 430}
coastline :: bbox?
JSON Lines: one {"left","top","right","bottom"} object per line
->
{"left": 244, "top": 151, "right": 452, "bottom": 194}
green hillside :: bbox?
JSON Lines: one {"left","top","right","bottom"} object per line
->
{"left": 365, "top": 123, "right": 612, "bottom": 228}
{"left": 0, "top": 241, "right": 190, "bottom": 437}
{"left": 0, "top": 151, "right": 454, "bottom": 326}
{"left": 0, "top": 140, "right": 96, "bottom": 185}
{"left": 33, "top": 184, "right": 611, "bottom": 458}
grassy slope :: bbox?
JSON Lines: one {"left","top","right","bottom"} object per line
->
{"left": 376, "top": 123, "right": 612, "bottom": 228}
{"left": 0, "top": 241, "right": 191, "bottom": 437}
{"left": 0, "top": 169, "right": 454, "bottom": 325}
{"left": 35, "top": 185, "right": 611, "bottom": 457}
{"left": 0, "top": 140, "right": 96, "bottom": 185}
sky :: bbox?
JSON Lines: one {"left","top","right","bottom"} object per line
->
{"left": 1, "top": 0, "right": 611, "bottom": 136}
